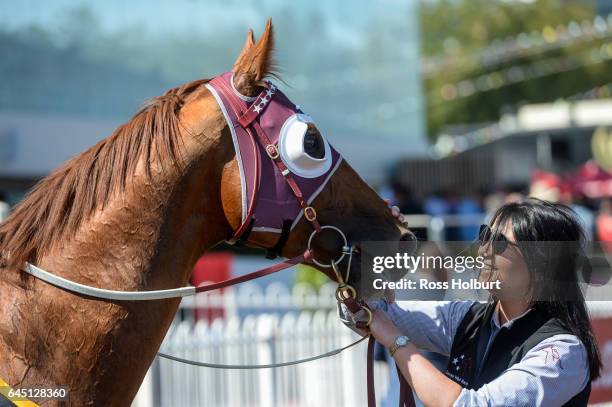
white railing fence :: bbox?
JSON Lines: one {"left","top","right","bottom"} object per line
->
{"left": 134, "top": 308, "right": 389, "bottom": 407}
{"left": 132, "top": 277, "right": 612, "bottom": 407}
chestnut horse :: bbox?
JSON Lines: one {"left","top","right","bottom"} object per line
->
{"left": 0, "top": 20, "right": 406, "bottom": 406}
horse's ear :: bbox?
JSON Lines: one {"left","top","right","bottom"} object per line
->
{"left": 232, "top": 18, "right": 275, "bottom": 96}
{"left": 238, "top": 29, "right": 255, "bottom": 59}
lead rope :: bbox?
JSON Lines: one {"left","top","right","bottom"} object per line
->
{"left": 333, "top": 245, "right": 415, "bottom": 407}
{"left": 398, "top": 364, "right": 416, "bottom": 407}
{"left": 157, "top": 335, "right": 368, "bottom": 369}
{"left": 332, "top": 248, "right": 378, "bottom": 407}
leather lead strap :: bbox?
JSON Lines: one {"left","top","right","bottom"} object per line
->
{"left": 367, "top": 336, "right": 377, "bottom": 407}
{"left": 396, "top": 363, "right": 416, "bottom": 407}
{"left": 195, "top": 250, "right": 311, "bottom": 293}
{"left": 342, "top": 294, "right": 417, "bottom": 407}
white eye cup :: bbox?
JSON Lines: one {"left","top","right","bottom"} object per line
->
{"left": 278, "top": 113, "right": 332, "bottom": 178}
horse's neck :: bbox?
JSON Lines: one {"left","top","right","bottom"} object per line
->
{"left": 0, "top": 130, "right": 232, "bottom": 404}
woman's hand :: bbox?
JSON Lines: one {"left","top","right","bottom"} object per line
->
{"left": 391, "top": 205, "right": 407, "bottom": 225}
{"left": 386, "top": 200, "right": 408, "bottom": 226}
{"left": 368, "top": 307, "right": 403, "bottom": 348}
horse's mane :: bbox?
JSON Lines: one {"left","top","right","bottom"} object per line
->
{"left": 0, "top": 78, "right": 209, "bottom": 272}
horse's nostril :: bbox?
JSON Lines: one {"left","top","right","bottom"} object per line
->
{"left": 400, "top": 232, "right": 417, "bottom": 242}
{"left": 400, "top": 231, "right": 418, "bottom": 255}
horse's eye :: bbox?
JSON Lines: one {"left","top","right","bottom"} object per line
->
{"left": 278, "top": 113, "right": 332, "bottom": 178}
{"left": 303, "top": 128, "right": 325, "bottom": 159}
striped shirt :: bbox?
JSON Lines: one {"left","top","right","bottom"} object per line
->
{"left": 342, "top": 300, "right": 590, "bottom": 406}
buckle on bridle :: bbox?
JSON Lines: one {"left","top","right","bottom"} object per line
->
{"left": 303, "top": 206, "right": 317, "bottom": 222}
{"left": 265, "top": 144, "right": 280, "bottom": 160}
{"left": 335, "top": 284, "right": 357, "bottom": 301}
{"left": 360, "top": 306, "right": 373, "bottom": 327}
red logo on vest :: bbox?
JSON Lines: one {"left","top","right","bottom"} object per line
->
{"left": 543, "top": 345, "right": 564, "bottom": 369}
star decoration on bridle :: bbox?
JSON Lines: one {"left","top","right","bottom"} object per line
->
{"left": 251, "top": 84, "right": 276, "bottom": 114}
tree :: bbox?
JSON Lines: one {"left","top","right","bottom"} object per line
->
{"left": 420, "top": 0, "right": 605, "bottom": 138}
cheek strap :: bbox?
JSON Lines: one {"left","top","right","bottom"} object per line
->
{"left": 265, "top": 219, "right": 293, "bottom": 259}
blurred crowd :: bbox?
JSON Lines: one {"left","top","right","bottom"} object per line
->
{"left": 381, "top": 181, "right": 612, "bottom": 243}
{"left": 1, "top": 175, "right": 611, "bottom": 242}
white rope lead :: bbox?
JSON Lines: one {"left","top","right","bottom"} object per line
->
{"left": 156, "top": 335, "right": 368, "bottom": 369}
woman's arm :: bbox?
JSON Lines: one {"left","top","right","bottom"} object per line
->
{"left": 340, "top": 298, "right": 474, "bottom": 355}
{"left": 370, "top": 308, "right": 463, "bottom": 407}
{"left": 385, "top": 300, "right": 473, "bottom": 355}
{"left": 369, "top": 308, "right": 590, "bottom": 407}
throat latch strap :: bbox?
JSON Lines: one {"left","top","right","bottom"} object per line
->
{"left": 265, "top": 219, "right": 292, "bottom": 260}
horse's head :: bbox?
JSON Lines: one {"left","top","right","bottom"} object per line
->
{"left": 189, "top": 20, "right": 412, "bottom": 299}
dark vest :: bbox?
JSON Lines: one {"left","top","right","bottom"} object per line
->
{"left": 445, "top": 302, "right": 591, "bottom": 406}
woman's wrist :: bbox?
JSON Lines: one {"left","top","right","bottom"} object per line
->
{"left": 367, "top": 307, "right": 404, "bottom": 348}
{"left": 378, "top": 326, "right": 402, "bottom": 348}
{"left": 391, "top": 341, "right": 417, "bottom": 362}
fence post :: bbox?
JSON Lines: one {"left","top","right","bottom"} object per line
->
{"left": 256, "top": 314, "right": 275, "bottom": 406}
{"left": 429, "top": 216, "right": 446, "bottom": 241}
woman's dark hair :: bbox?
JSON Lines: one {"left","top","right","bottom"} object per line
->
{"left": 488, "top": 197, "right": 602, "bottom": 380}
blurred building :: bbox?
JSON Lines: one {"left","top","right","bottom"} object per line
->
{"left": 0, "top": 112, "right": 113, "bottom": 203}
{"left": 395, "top": 99, "right": 612, "bottom": 197}
{"left": 0, "top": 0, "right": 427, "bottom": 204}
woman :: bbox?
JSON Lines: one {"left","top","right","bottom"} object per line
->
{"left": 344, "top": 198, "right": 601, "bottom": 406}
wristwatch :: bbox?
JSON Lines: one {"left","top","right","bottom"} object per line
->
{"left": 389, "top": 335, "right": 410, "bottom": 356}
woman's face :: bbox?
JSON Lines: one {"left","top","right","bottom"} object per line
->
{"left": 478, "top": 220, "right": 531, "bottom": 301}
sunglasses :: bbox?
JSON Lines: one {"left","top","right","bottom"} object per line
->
{"left": 478, "top": 224, "right": 520, "bottom": 255}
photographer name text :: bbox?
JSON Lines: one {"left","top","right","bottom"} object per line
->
{"left": 373, "top": 278, "right": 501, "bottom": 290}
